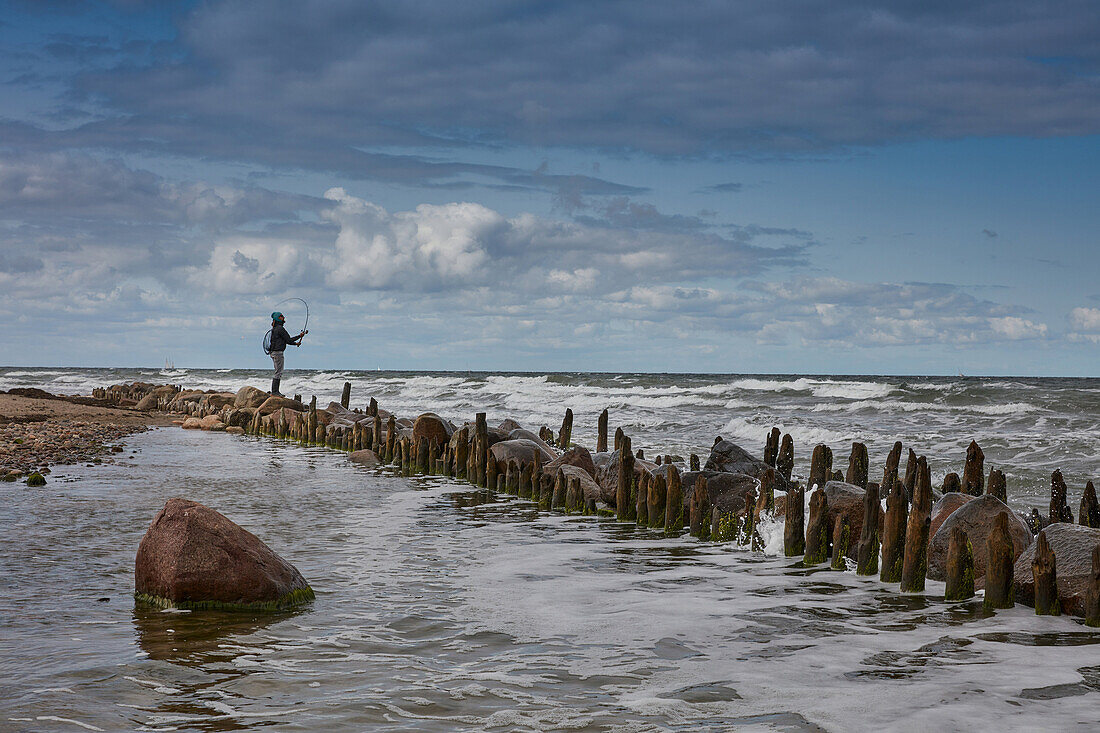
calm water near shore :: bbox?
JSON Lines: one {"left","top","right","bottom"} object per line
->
{"left": 2, "top": 368, "right": 1100, "bottom": 730}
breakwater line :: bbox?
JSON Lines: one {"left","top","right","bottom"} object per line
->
{"left": 94, "top": 379, "right": 1100, "bottom": 625}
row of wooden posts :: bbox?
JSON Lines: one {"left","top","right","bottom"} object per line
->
{"left": 775, "top": 429, "right": 1100, "bottom": 622}
{"left": 245, "top": 383, "right": 1099, "bottom": 625}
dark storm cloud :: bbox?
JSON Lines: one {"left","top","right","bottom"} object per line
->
{"left": 700, "top": 183, "right": 744, "bottom": 193}
{"left": 25, "top": 0, "right": 1097, "bottom": 164}
{"left": 5, "top": 0, "right": 1097, "bottom": 176}
{"left": 0, "top": 118, "right": 642, "bottom": 196}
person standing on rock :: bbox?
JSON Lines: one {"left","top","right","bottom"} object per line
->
{"left": 267, "top": 312, "right": 306, "bottom": 397}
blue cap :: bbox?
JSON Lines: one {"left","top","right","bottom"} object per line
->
{"left": 271, "top": 311, "right": 284, "bottom": 321}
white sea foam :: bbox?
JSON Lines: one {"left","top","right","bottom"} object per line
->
{"left": 728, "top": 377, "right": 799, "bottom": 392}
{"left": 34, "top": 717, "right": 103, "bottom": 731}
{"left": 807, "top": 399, "right": 1043, "bottom": 416}
{"left": 971, "top": 401, "right": 1043, "bottom": 416}
{"left": 720, "top": 415, "right": 862, "bottom": 449}
{"left": 804, "top": 379, "right": 896, "bottom": 400}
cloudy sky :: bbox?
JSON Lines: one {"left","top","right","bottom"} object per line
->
{"left": 2, "top": 1, "right": 1099, "bottom": 374}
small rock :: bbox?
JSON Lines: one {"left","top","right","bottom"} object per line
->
{"left": 348, "top": 449, "right": 381, "bottom": 466}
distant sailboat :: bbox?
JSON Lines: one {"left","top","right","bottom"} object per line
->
{"left": 164, "top": 357, "right": 175, "bottom": 370}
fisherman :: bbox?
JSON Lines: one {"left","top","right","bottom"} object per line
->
{"left": 268, "top": 312, "right": 306, "bottom": 397}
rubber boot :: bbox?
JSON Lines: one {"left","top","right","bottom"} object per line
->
{"left": 271, "top": 378, "right": 283, "bottom": 397}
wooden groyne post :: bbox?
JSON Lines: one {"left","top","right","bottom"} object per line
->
{"left": 846, "top": 442, "right": 868, "bottom": 489}
{"left": 804, "top": 488, "right": 829, "bottom": 565}
{"left": 617, "top": 435, "right": 635, "bottom": 522}
{"left": 665, "top": 465, "right": 684, "bottom": 536}
{"left": 856, "top": 482, "right": 880, "bottom": 576}
{"left": 597, "top": 409, "right": 608, "bottom": 453}
{"left": 984, "top": 512, "right": 1016, "bottom": 610}
{"left": 558, "top": 409, "right": 573, "bottom": 449}
{"left": 963, "top": 440, "right": 984, "bottom": 496}
{"left": 880, "top": 476, "right": 908, "bottom": 583}
{"left": 944, "top": 527, "right": 975, "bottom": 601}
{"left": 900, "top": 456, "right": 931, "bottom": 592}
{"left": 1032, "top": 530, "right": 1061, "bottom": 616}
{"left": 784, "top": 484, "right": 805, "bottom": 557}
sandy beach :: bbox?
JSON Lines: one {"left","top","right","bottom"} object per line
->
{"left": 0, "top": 389, "right": 174, "bottom": 477}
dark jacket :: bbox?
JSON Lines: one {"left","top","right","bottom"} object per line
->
{"left": 269, "top": 324, "right": 298, "bottom": 352}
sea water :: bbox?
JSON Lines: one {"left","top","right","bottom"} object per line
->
{"left": 1, "top": 368, "right": 1099, "bottom": 730}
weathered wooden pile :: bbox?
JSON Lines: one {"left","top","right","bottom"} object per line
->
{"left": 100, "top": 379, "right": 1100, "bottom": 626}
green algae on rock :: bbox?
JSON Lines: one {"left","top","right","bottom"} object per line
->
{"left": 135, "top": 586, "right": 315, "bottom": 612}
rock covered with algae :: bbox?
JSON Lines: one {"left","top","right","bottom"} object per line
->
{"left": 135, "top": 498, "right": 314, "bottom": 611}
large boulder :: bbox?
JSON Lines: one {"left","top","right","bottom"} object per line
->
{"left": 929, "top": 492, "right": 974, "bottom": 538}
{"left": 412, "top": 413, "right": 454, "bottom": 447}
{"left": 181, "top": 417, "right": 202, "bottom": 429}
{"left": 326, "top": 402, "right": 370, "bottom": 421}
{"left": 448, "top": 422, "right": 510, "bottom": 448}
{"left": 545, "top": 445, "right": 597, "bottom": 480}
{"left": 135, "top": 498, "right": 314, "bottom": 611}
{"left": 592, "top": 451, "right": 659, "bottom": 506}
{"left": 200, "top": 393, "right": 236, "bottom": 411}
{"left": 135, "top": 393, "right": 159, "bottom": 411}
{"left": 1013, "top": 523, "right": 1100, "bottom": 617}
{"left": 199, "top": 415, "right": 226, "bottom": 431}
{"left": 508, "top": 429, "right": 557, "bottom": 457}
{"left": 554, "top": 464, "right": 603, "bottom": 504}
{"left": 168, "top": 391, "right": 205, "bottom": 411}
{"left": 498, "top": 418, "right": 525, "bottom": 434}
{"left": 705, "top": 439, "right": 791, "bottom": 492}
{"left": 257, "top": 396, "right": 305, "bottom": 416}
{"left": 270, "top": 407, "right": 304, "bottom": 429}
{"left": 490, "top": 439, "right": 555, "bottom": 468}
{"left": 927, "top": 494, "right": 1032, "bottom": 581}
{"left": 234, "top": 385, "right": 270, "bottom": 408}
{"left": 680, "top": 471, "right": 759, "bottom": 516}
{"left": 224, "top": 408, "right": 255, "bottom": 428}
{"left": 348, "top": 449, "right": 381, "bottom": 466}
{"left": 823, "top": 480, "right": 867, "bottom": 560}
{"left": 324, "top": 403, "right": 373, "bottom": 430}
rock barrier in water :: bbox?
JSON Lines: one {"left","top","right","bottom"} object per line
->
{"left": 89, "top": 379, "right": 1100, "bottom": 623}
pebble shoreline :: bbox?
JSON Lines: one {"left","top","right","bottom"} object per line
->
{"left": 0, "top": 389, "right": 166, "bottom": 480}
{"left": 0, "top": 419, "right": 144, "bottom": 477}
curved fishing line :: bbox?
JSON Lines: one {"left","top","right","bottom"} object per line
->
{"left": 273, "top": 296, "right": 310, "bottom": 333}
{"left": 263, "top": 296, "right": 311, "bottom": 353}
